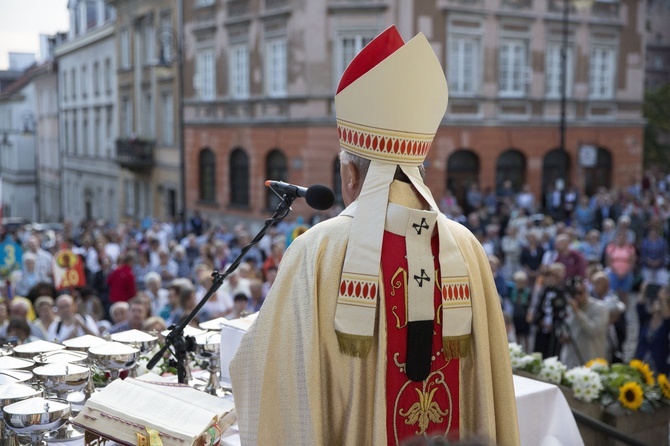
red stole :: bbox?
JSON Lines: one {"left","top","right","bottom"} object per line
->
{"left": 382, "top": 231, "right": 460, "bottom": 445}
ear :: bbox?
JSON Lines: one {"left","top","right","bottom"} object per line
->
{"left": 344, "top": 162, "right": 360, "bottom": 190}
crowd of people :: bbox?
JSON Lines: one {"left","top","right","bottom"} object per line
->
{"left": 1, "top": 171, "right": 669, "bottom": 376}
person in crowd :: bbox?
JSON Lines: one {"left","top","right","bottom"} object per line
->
{"left": 227, "top": 293, "right": 250, "bottom": 320}
{"left": 640, "top": 226, "right": 668, "bottom": 286}
{"left": 528, "top": 263, "right": 567, "bottom": 359}
{"left": 579, "top": 229, "right": 604, "bottom": 265}
{"left": 466, "top": 183, "right": 483, "bottom": 215}
{"left": 230, "top": 27, "right": 518, "bottom": 445}
{"left": 76, "top": 286, "right": 105, "bottom": 322}
{"left": 554, "top": 233, "right": 587, "bottom": 280}
{"left": 133, "top": 250, "right": 155, "bottom": 291}
{"left": 501, "top": 225, "right": 522, "bottom": 280}
{"left": 169, "top": 278, "right": 210, "bottom": 327}
{"left": 5, "top": 318, "right": 40, "bottom": 344}
{"left": 15, "top": 252, "right": 50, "bottom": 297}
{"left": 219, "top": 269, "right": 251, "bottom": 299}
{"left": 23, "top": 235, "right": 53, "bottom": 279}
{"left": 261, "top": 240, "right": 285, "bottom": 279}
{"left": 600, "top": 218, "right": 617, "bottom": 252}
{"left": 489, "top": 255, "right": 509, "bottom": 304}
{"left": 48, "top": 294, "right": 99, "bottom": 342}
{"left": 633, "top": 284, "right": 670, "bottom": 375}
{"left": 109, "top": 297, "right": 149, "bottom": 334}
{"left": 142, "top": 316, "right": 167, "bottom": 338}
{"left": 107, "top": 252, "right": 137, "bottom": 304}
{"left": 616, "top": 215, "right": 637, "bottom": 246}
{"left": 595, "top": 193, "right": 621, "bottom": 231}
{"left": 109, "top": 301, "right": 129, "bottom": 326}
{"left": 506, "top": 271, "right": 532, "bottom": 353}
{"left": 605, "top": 230, "right": 637, "bottom": 305}
{"left": 516, "top": 183, "right": 535, "bottom": 214}
{"left": 590, "top": 272, "right": 626, "bottom": 363}
{"left": 248, "top": 279, "right": 265, "bottom": 313}
{"left": 262, "top": 265, "right": 277, "bottom": 298}
{"left": 0, "top": 299, "right": 9, "bottom": 330}
{"left": 172, "top": 244, "right": 192, "bottom": 279}
{"left": 520, "top": 230, "right": 544, "bottom": 287}
{"left": 0, "top": 298, "right": 44, "bottom": 340}
{"left": 573, "top": 195, "right": 595, "bottom": 236}
{"left": 33, "top": 295, "right": 58, "bottom": 339}
{"left": 156, "top": 248, "right": 178, "bottom": 288}
{"left": 92, "top": 255, "right": 113, "bottom": 315}
{"left": 144, "top": 271, "right": 169, "bottom": 318}
{"left": 559, "top": 278, "right": 609, "bottom": 368}
{"left": 194, "top": 265, "right": 232, "bottom": 319}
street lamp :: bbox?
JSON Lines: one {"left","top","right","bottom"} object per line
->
{"left": 157, "top": 8, "right": 186, "bottom": 237}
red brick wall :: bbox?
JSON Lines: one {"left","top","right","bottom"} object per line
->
{"left": 185, "top": 123, "right": 643, "bottom": 221}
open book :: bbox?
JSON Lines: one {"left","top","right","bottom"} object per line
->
{"left": 72, "top": 378, "right": 236, "bottom": 446}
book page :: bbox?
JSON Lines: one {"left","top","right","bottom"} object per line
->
{"left": 129, "top": 378, "right": 234, "bottom": 417}
{"left": 84, "top": 379, "right": 218, "bottom": 439}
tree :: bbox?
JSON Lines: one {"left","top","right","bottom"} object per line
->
{"left": 644, "top": 83, "right": 670, "bottom": 170}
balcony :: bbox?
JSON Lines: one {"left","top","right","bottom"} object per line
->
{"left": 116, "top": 138, "right": 155, "bottom": 171}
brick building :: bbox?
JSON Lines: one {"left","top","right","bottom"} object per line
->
{"left": 182, "top": 0, "right": 645, "bottom": 222}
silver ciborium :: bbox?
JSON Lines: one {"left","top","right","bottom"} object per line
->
{"left": 110, "top": 330, "right": 158, "bottom": 378}
{"left": 0, "top": 369, "right": 33, "bottom": 385}
{"left": 0, "top": 356, "right": 35, "bottom": 371}
{"left": 194, "top": 331, "right": 226, "bottom": 396}
{"left": 32, "top": 350, "right": 88, "bottom": 367}
{"left": 0, "top": 384, "right": 43, "bottom": 446}
{"left": 62, "top": 334, "right": 106, "bottom": 399}
{"left": 87, "top": 341, "right": 139, "bottom": 383}
{"left": 12, "top": 341, "right": 65, "bottom": 359}
{"left": 3, "top": 397, "right": 70, "bottom": 446}
{"left": 32, "top": 363, "right": 89, "bottom": 442}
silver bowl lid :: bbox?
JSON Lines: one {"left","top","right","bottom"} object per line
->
{"left": 3, "top": 396, "right": 69, "bottom": 416}
{"left": 32, "top": 350, "right": 88, "bottom": 365}
{"left": 12, "top": 340, "right": 65, "bottom": 355}
{"left": 0, "top": 356, "right": 35, "bottom": 370}
{"left": 161, "top": 325, "right": 206, "bottom": 337}
{"left": 0, "top": 383, "right": 42, "bottom": 402}
{"left": 33, "top": 363, "right": 89, "bottom": 378}
{"left": 62, "top": 334, "right": 107, "bottom": 350}
{"left": 0, "top": 369, "right": 33, "bottom": 384}
{"left": 110, "top": 329, "right": 157, "bottom": 344}
{"left": 195, "top": 331, "right": 220, "bottom": 345}
{"left": 88, "top": 341, "right": 139, "bottom": 356}
{"left": 199, "top": 317, "right": 228, "bottom": 331}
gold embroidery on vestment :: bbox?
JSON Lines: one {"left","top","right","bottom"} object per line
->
{"left": 390, "top": 267, "right": 408, "bottom": 329}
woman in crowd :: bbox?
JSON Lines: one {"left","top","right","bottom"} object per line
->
{"left": 605, "top": 230, "right": 637, "bottom": 305}
{"left": 634, "top": 284, "right": 670, "bottom": 375}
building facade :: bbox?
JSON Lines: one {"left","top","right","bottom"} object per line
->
{"left": 56, "top": 0, "right": 120, "bottom": 224}
{"left": 645, "top": 0, "right": 670, "bottom": 90}
{"left": 181, "top": 0, "right": 645, "bottom": 221}
{"left": 108, "top": 0, "right": 182, "bottom": 222}
{"left": 0, "top": 69, "right": 38, "bottom": 220}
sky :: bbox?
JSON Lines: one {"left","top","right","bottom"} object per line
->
{"left": 0, "top": 0, "right": 70, "bottom": 70}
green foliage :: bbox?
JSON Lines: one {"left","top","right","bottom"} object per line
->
{"left": 644, "top": 83, "right": 670, "bottom": 169}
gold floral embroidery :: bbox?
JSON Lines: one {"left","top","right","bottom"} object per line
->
{"left": 390, "top": 267, "right": 408, "bottom": 328}
{"left": 398, "top": 387, "right": 449, "bottom": 435}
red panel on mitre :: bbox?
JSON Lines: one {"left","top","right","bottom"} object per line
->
{"left": 336, "top": 26, "right": 405, "bottom": 94}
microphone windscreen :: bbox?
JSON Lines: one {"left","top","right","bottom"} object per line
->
{"left": 305, "top": 185, "right": 335, "bottom": 210}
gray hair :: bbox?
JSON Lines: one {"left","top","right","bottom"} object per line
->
{"left": 338, "top": 149, "right": 426, "bottom": 181}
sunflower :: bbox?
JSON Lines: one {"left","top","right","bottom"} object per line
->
{"left": 659, "top": 374, "right": 670, "bottom": 400}
{"left": 585, "top": 358, "right": 608, "bottom": 368}
{"left": 629, "top": 359, "right": 655, "bottom": 385}
{"left": 618, "top": 382, "right": 644, "bottom": 410}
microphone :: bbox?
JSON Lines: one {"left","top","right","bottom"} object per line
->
{"left": 265, "top": 180, "right": 335, "bottom": 211}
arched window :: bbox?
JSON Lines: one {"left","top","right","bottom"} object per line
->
{"left": 199, "top": 148, "right": 216, "bottom": 202}
{"left": 229, "top": 148, "right": 250, "bottom": 207}
{"left": 447, "top": 149, "right": 479, "bottom": 209}
{"left": 584, "top": 147, "right": 612, "bottom": 196}
{"left": 265, "top": 149, "right": 288, "bottom": 209}
{"left": 542, "top": 148, "right": 571, "bottom": 206}
{"left": 333, "top": 156, "right": 343, "bottom": 206}
{"left": 496, "top": 149, "right": 526, "bottom": 194}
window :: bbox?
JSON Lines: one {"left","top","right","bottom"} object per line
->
{"left": 62, "top": 71, "right": 67, "bottom": 102}
{"left": 229, "top": 148, "right": 250, "bottom": 206}
{"left": 143, "top": 92, "right": 154, "bottom": 138}
{"left": 82, "top": 111, "right": 89, "bottom": 155}
{"left": 161, "top": 92, "right": 174, "bottom": 145}
{"left": 159, "top": 12, "right": 173, "bottom": 63}
{"left": 336, "top": 34, "right": 373, "bottom": 80}
{"left": 265, "top": 149, "right": 288, "bottom": 209}
{"left": 106, "top": 106, "right": 113, "bottom": 157}
{"left": 121, "top": 28, "right": 131, "bottom": 69}
{"left": 121, "top": 96, "right": 132, "bottom": 136}
{"left": 499, "top": 39, "right": 528, "bottom": 97}
{"left": 446, "top": 149, "right": 479, "bottom": 209}
{"left": 94, "top": 109, "right": 102, "bottom": 156}
{"left": 265, "top": 38, "right": 287, "bottom": 97}
{"left": 495, "top": 149, "right": 526, "bottom": 193}
{"left": 144, "top": 18, "right": 155, "bottom": 64}
{"left": 93, "top": 62, "right": 100, "bottom": 96}
{"left": 195, "top": 49, "right": 215, "bottom": 100}
{"left": 448, "top": 35, "right": 480, "bottom": 96}
{"left": 199, "top": 148, "right": 216, "bottom": 202}
{"left": 230, "top": 45, "right": 249, "bottom": 99}
{"left": 196, "top": 0, "right": 215, "bottom": 6}
{"left": 81, "top": 65, "right": 88, "bottom": 98}
{"left": 545, "top": 42, "right": 574, "bottom": 98}
{"left": 63, "top": 114, "right": 69, "bottom": 150}
{"left": 124, "top": 178, "right": 136, "bottom": 215}
{"left": 72, "top": 111, "right": 78, "bottom": 154}
{"left": 71, "top": 68, "right": 76, "bottom": 99}
{"left": 589, "top": 45, "right": 616, "bottom": 99}
{"left": 104, "top": 58, "right": 112, "bottom": 94}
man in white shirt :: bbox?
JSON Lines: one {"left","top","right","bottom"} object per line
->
{"left": 48, "top": 295, "right": 99, "bottom": 343}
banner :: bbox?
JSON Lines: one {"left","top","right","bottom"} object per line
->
{"left": 53, "top": 249, "right": 86, "bottom": 290}
{"left": 0, "top": 238, "right": 22, "bottom": 269}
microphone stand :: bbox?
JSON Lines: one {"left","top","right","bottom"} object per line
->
{"left": 146, "top": 192, "right": 298, "bottom": 383}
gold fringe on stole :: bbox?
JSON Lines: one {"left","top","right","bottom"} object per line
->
{"left": 336, "top": 331, "right": 374, "bottom": 358}
{"left": 442, "top": 334, "right": 471, "bottom": 359}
